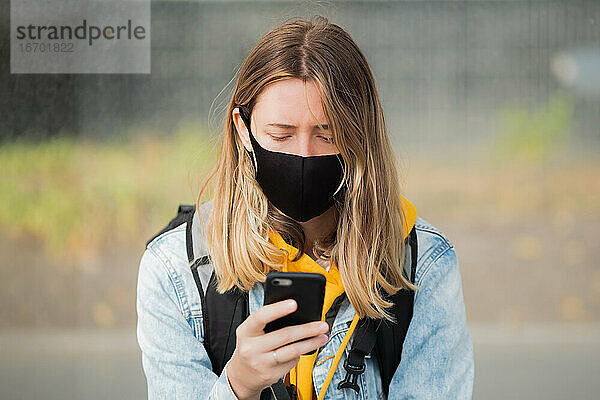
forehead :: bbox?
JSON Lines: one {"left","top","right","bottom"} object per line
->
{"left": 253, "top": 78, "right": 328, "bottom": 124}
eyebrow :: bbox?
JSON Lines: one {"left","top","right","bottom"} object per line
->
{"left": 265, "top": 123, "right": 330, "bottom": 130}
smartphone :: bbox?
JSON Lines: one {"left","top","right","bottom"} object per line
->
{"left": 263, "top": 271, "right": 326, "bottom": 341}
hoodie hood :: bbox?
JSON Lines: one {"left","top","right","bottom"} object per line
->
{"left": 400, "top": 193, "right": 417, "bottom": 240}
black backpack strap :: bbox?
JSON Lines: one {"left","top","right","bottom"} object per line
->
{"left": 146, "top": 204, "right": 196, "bottom": 248}
{"left": 376, "top": 224, "right": 418, "bottom": 395}
{"left": 184, "top": 208, "right": 248, "bottom": 376}
{"left": 338, "top": 225, "right": 418, "bottom": 396}
{"left": 185, "top": 205, "right": 196, "bottom": 263}
{"left": 337, "top": 317, "right": 379, "bottom": 393}
{"left": 409, "top": 224, "right": 418, "bottom": 283}
{"left": 204, "top": 271, "right": 249, "bottom": 376}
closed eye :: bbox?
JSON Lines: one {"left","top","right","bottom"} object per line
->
{"left": 267, "top": 134, "right": 334, "bottom": 144}
{"left": 269, "top": 134, "right": 290, "bottom": 142}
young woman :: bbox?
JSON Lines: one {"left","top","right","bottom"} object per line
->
{"left": 137, "top": 16, "right": 474, "bottom": 400}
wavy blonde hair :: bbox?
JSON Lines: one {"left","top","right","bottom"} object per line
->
{"left": 196, "top": 16, "right": 419, "bottom": 321}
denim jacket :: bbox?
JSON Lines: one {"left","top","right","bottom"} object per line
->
{"left": 136, "top": 200, "right": 474, "bottom": 399}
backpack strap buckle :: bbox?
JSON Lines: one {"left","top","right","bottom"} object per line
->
{"left": 337, "top": 358, "right": 365, "bottom": 393}
{"left": 337, "top": 317, "right": 378, "bottom": 395}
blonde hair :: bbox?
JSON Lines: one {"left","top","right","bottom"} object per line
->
{"left": 196, "top": 16, "right": 419, "bottom": 321}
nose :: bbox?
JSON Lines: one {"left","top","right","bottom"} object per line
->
{"left": 294, "top": 134, "right": 317, "bottom": 157}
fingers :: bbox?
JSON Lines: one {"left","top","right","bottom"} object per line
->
{"left": 228, "top": 302, "right": 330, "bottom": 396}
{"left": 242, "top": 299, "right": 297, "bottom": 335}
{"left": 270, "top": 334, "right": 329, "bottom": 364}
{"left": 256, "top": 320, "right": 329, "bottom": 352}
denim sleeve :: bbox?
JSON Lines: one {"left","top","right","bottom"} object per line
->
{"left": 388, "top": 245, "right": 475, "bottom": 400}
{"left": 136, "top": 247, "right": 240, "bottom": 400}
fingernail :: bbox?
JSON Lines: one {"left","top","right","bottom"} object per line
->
{"left": 288, "top": 300, "right": 296, "bottom": 309}
{"left": 320, "top": 322, "right": 329, "bottom": 331}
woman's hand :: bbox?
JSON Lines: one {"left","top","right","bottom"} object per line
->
{"left": 226, "top": 299, "right": 330, "bottom": 400}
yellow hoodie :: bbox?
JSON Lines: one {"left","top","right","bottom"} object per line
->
{"left": 267, "top": 194, "right": 417, "bottom": 400}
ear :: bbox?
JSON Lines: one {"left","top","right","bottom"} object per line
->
{"left": 232, "top": 107, "right": 253, "bottom": 153}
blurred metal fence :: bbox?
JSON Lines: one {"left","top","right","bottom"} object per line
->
{"left": 1, "top": 0, "right": 598, "bottom": 151}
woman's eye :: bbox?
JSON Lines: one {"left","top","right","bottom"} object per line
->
{"left": 267, "top": 134, "right": 334, "bottom": 144}
{"left": 269, "top": 135, "right": 290, "bottom": 142}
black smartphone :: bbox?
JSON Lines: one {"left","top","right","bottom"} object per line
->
{"left": 263, "top": 271, "right": 326, "bottom": 339}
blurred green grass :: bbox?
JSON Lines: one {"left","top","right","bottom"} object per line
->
{"left": 0, "top": 123, "right": 217, "bottom": 262}
{"left": 491, "top": 90, "right": 575, "bottom": 163}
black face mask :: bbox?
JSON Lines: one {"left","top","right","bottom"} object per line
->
{"left": 238, "top": 106, "right": 346, "bottom": 222}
